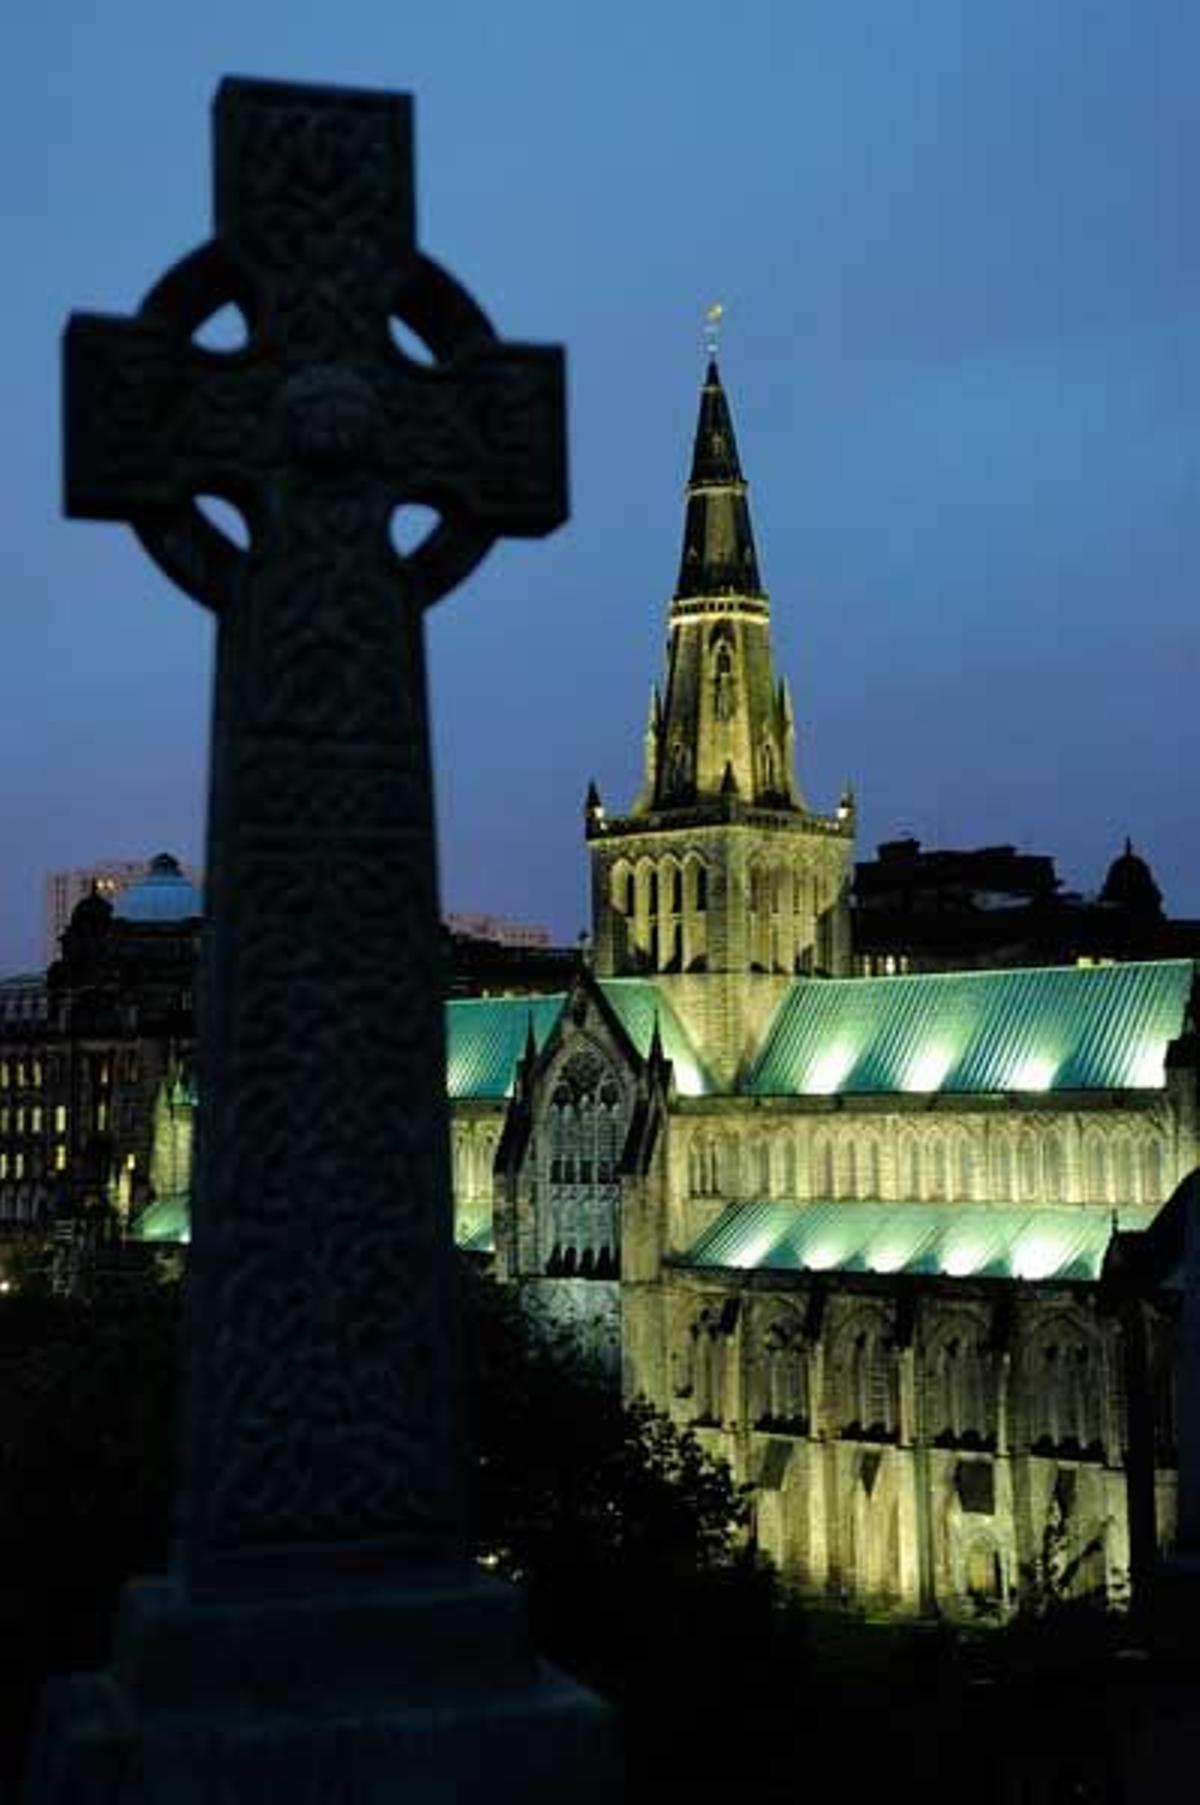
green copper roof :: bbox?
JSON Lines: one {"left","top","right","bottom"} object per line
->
{"left": 445, "top": 994, "right": 566, "bottom": 1099}
{"left": 597, "top": 978, "right": 712, "bottom": 1095}
{"left": 680, "top": 1200, "right": 1160, "bottom": 1283}
{"left": 749, "top": 960, "right": 1195, "bottom": 1098}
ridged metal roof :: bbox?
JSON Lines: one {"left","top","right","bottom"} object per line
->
{"left": 748, "top": 960, "right": 1195, "bottom": 1098}
{"left": 597, "top": 979, "right": 712, "bottom": 1095}
{"left": 445, "top": 994, "right": 566, "bottom": 1099}
{"left": 679, "top": 1199, "right": 1160, "bottom": 1283}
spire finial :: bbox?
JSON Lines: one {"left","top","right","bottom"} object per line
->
{"left": 703, "top": 301, "right": 724, "bottom": 362}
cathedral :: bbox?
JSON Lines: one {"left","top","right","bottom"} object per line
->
{"left": 128, "top": 355, "right": 1198, "bottom": 1619}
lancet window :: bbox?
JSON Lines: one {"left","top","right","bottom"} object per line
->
{"left": 758, "top": 1315, "right": 809, "bottom": 1431}
{"left": 926, "top": 1326, "right": 993, "bottom": 1448}
{"left": 1027, "top": 1324, "right": 1106, "bottom": 1457}
{"left": 832, "top": 1317, "right": 898, "bottom": 1442}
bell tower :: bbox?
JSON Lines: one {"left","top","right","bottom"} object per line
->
{"left": 586, "top": 349, "right": 854, "bottom": 1085}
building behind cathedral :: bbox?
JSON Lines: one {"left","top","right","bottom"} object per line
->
{"left": 3, "top": 356, "right": 1197, "bottom": 1621}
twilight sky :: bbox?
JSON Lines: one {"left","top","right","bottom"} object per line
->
{"left": 2, "top": 0, "right": 1198, "bottom": 969}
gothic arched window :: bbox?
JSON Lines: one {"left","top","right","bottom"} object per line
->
{"left": 760, "top": 1317, "right": 808, "bottom": 1430}
{"left": 541, "top": 1051, "right": 626, "bottom": 1278}
{"left": 834, "top": 1319, "right": 897, "bottom": 1442}
{"left": 1084, "top": 1133, "right": 1109, "bottom": 1205}
{"left": 927, "top": 1327, "right": 993, "bottom": 1448}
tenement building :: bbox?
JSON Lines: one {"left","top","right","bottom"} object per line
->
{"left": 131, "top": 356, "right": 1197, "bottom": 1620}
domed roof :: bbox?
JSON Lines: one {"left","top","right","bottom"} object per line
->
{"left": 114, "top": 853, "right": 203, "bottom": 923}
{"left": 1099, "top": 838, "right": 1163, "bottom": 916}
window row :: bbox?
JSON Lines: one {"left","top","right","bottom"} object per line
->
{"left": 676, "top": 1311, "right": 1132, "bottom": 1458}
{"left": 685, "top": 1126, "right": 1169, "bottom": 1206}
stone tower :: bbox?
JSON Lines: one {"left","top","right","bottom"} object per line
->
{"left": 587, "top": 355, "right": 854, "bottom": 1086}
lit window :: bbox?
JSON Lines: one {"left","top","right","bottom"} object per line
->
{"left": 96, "top": 1102, "right": 109, "bottom": 1132}
{"left": 54, "top": 1145, "right": 66, "bottom": 1173}
{"left": 31, "top": 1060, "right": 42, "bottom": 1088}
{"left": 13, "top": 1154, "right": 23, "bottom": 1180}
{"left": 54, "top": 1105, "right": 66, "bottom": 1134}
{"left": 0, "top": 1153, "right": 6, "bottom": 1178}
{"left": 30, "top": 1108, "right": 42, "bottom": 1134}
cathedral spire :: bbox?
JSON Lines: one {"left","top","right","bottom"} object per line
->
{"left": 585, "top": 344, "right": 856, "bottom": 1025}
{"left": 674, "top": 359, "right": 764, "bottom": 603}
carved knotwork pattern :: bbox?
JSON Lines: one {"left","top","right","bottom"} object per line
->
{"left": 61, "top": 78, "right": 568, "bottom": 1585}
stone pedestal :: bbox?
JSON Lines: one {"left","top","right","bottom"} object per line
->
{"left": 27, "top": 1571, "right": 615, "bottom": 1803}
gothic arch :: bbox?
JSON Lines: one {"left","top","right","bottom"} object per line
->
{"left": 610, "top": 859, "right": 634, "bottom": 917}
{"left": 829, "top": 1310, "right": 898, "bottom": 1442}
{"left": 1024, "top": 1311, "right": 1106, "bottom": 1457}
{"left": 923, "top": 1311, "right": 995, "bottom": 1448}
{"left": 538, "top": 1044, "right": 626, "bottom": 1278}
{"left": 1083, "top": 1128, "right": 1110, "bottom": 1205}
{"left": 757, "top": 1308, "right": 809, "bottom": 1430}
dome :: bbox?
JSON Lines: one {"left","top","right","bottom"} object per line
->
{"left": 1099, "top": 838, "right": 1163, "bottom": 916}
{"left": 114, "top": 853, "right": 203, "bottom": 923}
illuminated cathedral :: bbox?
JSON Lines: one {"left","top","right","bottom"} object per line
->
{"left": 133, "top": 355, "right": 1197, "bottom": 1619}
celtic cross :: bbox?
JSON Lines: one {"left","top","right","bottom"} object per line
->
{"left": 64, "top": 77, "right": 566, "bottom": 1597}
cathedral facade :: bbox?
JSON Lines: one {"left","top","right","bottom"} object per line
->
{"left": 129, "top": 357, "right": 1197, "bottom": 1620}
{"left": 484, "top": 357, "right": 1195, "bottom": 1619}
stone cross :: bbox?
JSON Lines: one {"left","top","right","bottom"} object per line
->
{"left": 65, "top": 77, "right": 566, "bottom": 1598}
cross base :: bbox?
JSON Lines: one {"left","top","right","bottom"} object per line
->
{"left": 25, "top": 1572, "right": 616, "bottom": 1803}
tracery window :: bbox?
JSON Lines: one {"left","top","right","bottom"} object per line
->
{"left": 833, "top": 1318, "right": 898, "bottom": 1442}
{"left": 541, "top": 1050, "right": 625, "bottom": 1278}
{"left": 684, "top": 1306, "right": 734, "bottom": 1424}
{"left": 1027, "top": 1326, "right": 1105, "bottom": 1456}
{"left": 927, "top": 1328, "right": 993, "bottom": 1448}
{"left": 759, "top": 1317, "right": 809, "bottom": 1430}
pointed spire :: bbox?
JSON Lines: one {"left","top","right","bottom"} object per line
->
{"left": 648, "top": 1008, "right": 665, "bottom": 1067}
{"left": 585, "top": 778, "right": 603, "bottom": 814}
{"left": 674, "top": 359, "right": 764, "bottom": 602}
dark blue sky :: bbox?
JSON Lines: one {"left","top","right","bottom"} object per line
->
{"left": 3, "top": 1, "right": 1198, "bottom": 968}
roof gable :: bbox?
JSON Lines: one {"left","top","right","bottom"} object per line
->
{"left": 596, "top": 978, "right": 712, "bottom": 1095}
{"left": 748, "top": 960, "right": 1195, "bottom": 1098}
